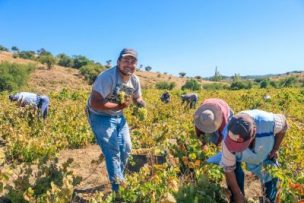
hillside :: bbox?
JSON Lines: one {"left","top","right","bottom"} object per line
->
{"left": 0, "top": 51, "right": 212, "bottom": 91}
{"left": 0, "top": 51, "right": 90, "bottom": 93}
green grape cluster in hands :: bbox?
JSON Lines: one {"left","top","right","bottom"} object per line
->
{"left": 117, "top": 91, "right": 126, "bottom": 104}
{"left": 117, "top": 91, "right": 132, "bottom": 105}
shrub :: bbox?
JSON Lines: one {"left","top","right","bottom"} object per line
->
{"left": 0, "top": 62, "right": 36, "bottom": 91}
{"left": 203, "top": 83, "right": 229, "bottom": 90}
{"left": 179, "top": 72, "right": 186, "bottom": 78}
{"left": 260, "top": 79, "right": 270, "bottom": 88}
{"left": 72, "top": 55, "right": 92, "bottom": 69}
{"left": 145, "top": 66, "right": 152, "bottom": 72}
{"left": 230, "top": 81, "right": 253, "bottom": 90}
{"left": 280, "top": 77, "right": 297, "bottom": 87}
{"left": 56, "top": 53, "right": 72, "bottom": 67}
{"left": 181, "top": 79, "right": 201, "bottom": 91}
{"left": 80, "top": 64, "right": 105, "bottom": 84}
{"left": 270, "top": 81, "right": 278, "bottom": 88}
{"left": 0, "top": 45, "right": 9, "bottom": 51}
{"left": 17, "top": 51, "right": 36, "bottom": 60}
{"left": 155, "top": 81, "right": 176, "bottom": 90}
{"left": 39, "top": 54, "right": 56, "bottom": 70}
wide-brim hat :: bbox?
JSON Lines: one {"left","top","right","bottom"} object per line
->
{"left": 194, "top": 102, "right": 223, "bottom": 133}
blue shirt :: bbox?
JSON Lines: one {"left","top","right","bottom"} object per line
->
{"left": 15, "top": 92, "right": 39, "bottom": 106}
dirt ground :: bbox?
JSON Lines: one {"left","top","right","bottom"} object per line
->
{"left": 58, "top": 144, "right": 263, "bottom": 202}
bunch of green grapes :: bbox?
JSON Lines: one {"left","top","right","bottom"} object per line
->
{"left": 133, "top": 106, "right": 148, "bottom": 121}
{"left": 117, "top": 91, "right": 126, "bottom": 104}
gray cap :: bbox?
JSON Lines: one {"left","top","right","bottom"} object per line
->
{"left": 118, "top": 48, "right": 137, "bottom": 60}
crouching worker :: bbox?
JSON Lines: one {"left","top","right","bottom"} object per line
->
{"left": 221, "top": 110, "right": 287, "bottom": 203}
{"left": 160, "top": 91, "right": 171, "bottom": 103}
{"left": 194, "top": 98, "right": 233, "bottom": 153}
{"left": 9, "top": 92, "right": 50, "bottom": 119}
{"left": 86, "top": 48, "right": 145, "bottom": 192}
{"left": 181, "top": 93, "right": 198, "bottom": 109}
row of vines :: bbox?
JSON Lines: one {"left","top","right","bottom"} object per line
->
{"left": 0, "top": 88, "right": 303, "bottom": 202}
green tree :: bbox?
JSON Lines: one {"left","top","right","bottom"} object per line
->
{"left": 0, "top": 62, "right": 36, "bottom": 91}
{"left": 145, "top": 66, "right": 152, "bottom": 72}
{"left": 80, "top": 64, "right": 105, "bottom": 84}
{"left": 39, "top": 54, "right": 56, "bottom": 70}
{"left": 57, "top": 53, "right": 72, "bottom": 67}
{"left": 72, "top": 55, "right": 91, "bottom": 69}
{"left": 260, "top": 79, "right": 270, "bottom": 88}
{"left": 232, "top": 73, "right": 241, "bottom": 82}
{"left": 194, "top": 75, "right": 202, "bottom": 80}
{"left": 212, "top": 66, "right": 222, "bottom": 81}
{"left": 37, "top": 48, "right": 51, "bottom": 56}
{"left": 0, "top": 45, "right": 9, "bottom": 51}
{"left": 105, "top": 60, "right": 112, "bottom": 69}
{"left": 179, "top": 72, "right": 186, "bottom": 78}
{"left": 280, "top": 77, "right": 297, "bottom": 87}
{"left": 155, "top": 81, "right": 176, "bottom": 90}
{"left": 18, "top": 51, "right": 36, "bottom": 60}
{"left": 182, "top": 79, "right": 201, "bottom": 90}
{"left": 230, "top": 81, "right": 246, "bottom": 90}
{"left": 11, "top": 46, "right": 19, "bottom": 53}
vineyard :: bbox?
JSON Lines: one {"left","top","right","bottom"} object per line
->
{"left": 0, "top": 88, "right": 303, "bottom": 202}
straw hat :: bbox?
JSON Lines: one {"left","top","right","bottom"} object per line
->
{"left": 194, "top": 102, "right": 223, "bottom": 133}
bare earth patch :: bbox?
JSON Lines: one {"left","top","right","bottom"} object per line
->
{"left": 58, "top": 144, "right": 263, "bottom": 202}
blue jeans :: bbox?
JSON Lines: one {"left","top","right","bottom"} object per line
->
{"left": 88, "top": 111, "right": 131, "bottom": 191}
{"left": 38, "top": 96, "right": 49, "bottom": 119}
{"left": 230, "top": 161, "right": 278, "bottom": 203}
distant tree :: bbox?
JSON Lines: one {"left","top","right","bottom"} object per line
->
{"left": 270, "top": 81, "right": 278, "bottom": 88}
{"left": 39, "top": 54, "right": 56, "bottom": 70}
{"left": 11, "top": 46, "right": 19, "bottom": 53}
{"left": 194, "top": 76, "right": 202, "bottom": 80}
{"left": 260, "top": 79, "right": 270, "bottom": 88}
{"left": 254, "top": 78, "right": 263, "bottom": 83}
{"left": 155, "top": 81, "right": 176, "bottom": 90}
{"left": 179, "top": 72, "right": 186, "bottom": 78}
{"left": 232, "top": 73, "right": 241, "bottom": 82}
{"left": 230, "top": 81, "right": 246, "bottom": 90}
{"left": 280, "top": 77, "right": 297, "bottom": 87}
{"left": 105, "top": 60, "right": 112, "bottom": 69}
{"left": 212, "top": 66, "right": 222, "bottom": 81}
{"left": 72, "top": 55, "right": 91, "bottom": 69}
{"left": 182, "top": 79, "right": 201, "bottom": 91}
{"left": 203, "top": 83, "right": 229, "bottom": 90}
{"left": 37, "top": 48, "right": 51, "bottom": 56}
{"left": 246, "top": 81, "right": 253, "bottom": 89}
{"left": 0, "top": 45, "right": 8, "bottom": 51}
{"left": 17, "top": 51, "right": 36, "bottom": 60}
{"left": 57, "top": 53, "right": 72, "bottom": 67}
{"left": 80, "top": 64, "right": 106, "bottom": 84}
{"left": 145, "top": 66, "right": 152, "bottom": 72}
{"left": 0, "top": 62, "right": 35, "bottom": 91}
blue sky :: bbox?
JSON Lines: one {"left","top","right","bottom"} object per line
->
{"left": 1, "top": 0, "right": 303, "bottom": 77}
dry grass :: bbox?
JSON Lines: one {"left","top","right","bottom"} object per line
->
{"left": 1, "top": 51, "right": 90, "bottom": 93}
{"left": 1, "top": 51, "right": 212, "bottom": 92}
